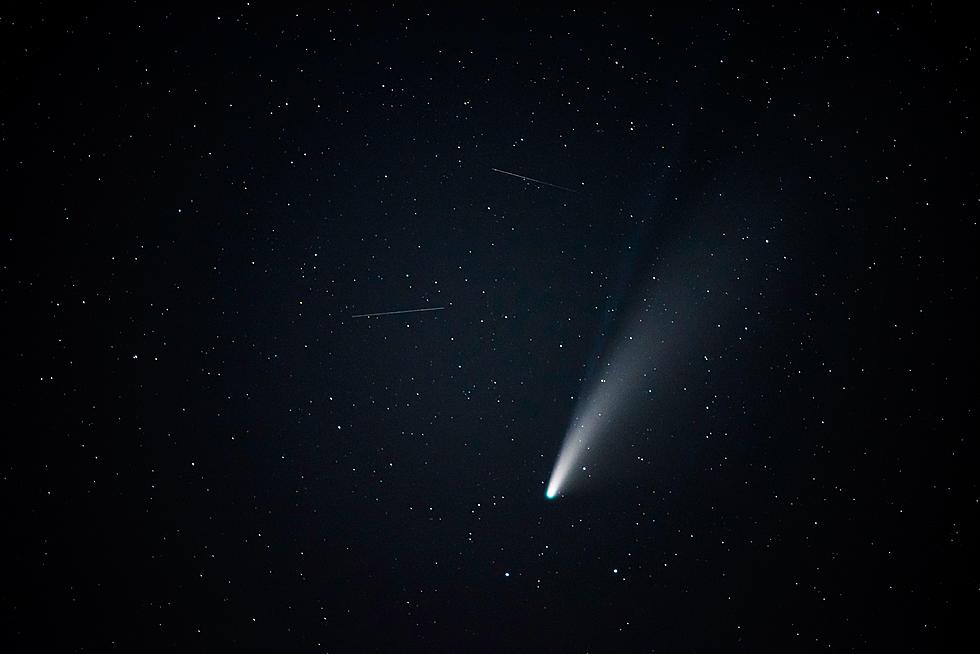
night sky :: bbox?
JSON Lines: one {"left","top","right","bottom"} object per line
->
{"left": 3, "top": 5, "right": 976, "bottom": 652}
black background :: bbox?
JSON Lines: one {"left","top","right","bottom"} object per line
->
{"left": 3, "top": 5, "right": 975, "bottom": 651}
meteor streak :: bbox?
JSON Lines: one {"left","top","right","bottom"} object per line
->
{"left": 351, "top": 306, "right": 445, "bottom": 318}
{"left": 491, "top": 167, "right": 578, "bottom": 193}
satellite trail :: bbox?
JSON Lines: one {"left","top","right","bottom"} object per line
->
{"left": 351, "top": 306, "right": 446, "bottom": 319}
{"left": 491, "top": 167, "right": 578, "bottom": 193}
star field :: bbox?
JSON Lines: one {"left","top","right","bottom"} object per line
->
{"left": 3, "top": 5, "right": 975, "bottom": 652}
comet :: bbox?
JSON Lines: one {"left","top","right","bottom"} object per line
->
{"left": 544, "top": 204, "right": 768, "bottom": 499}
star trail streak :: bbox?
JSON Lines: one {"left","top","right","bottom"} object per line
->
{"left": 490, "top": 167, "right": 578, "bottom": 193}
{"left": 351, "top": 306, "right": 446, "bottom": 318}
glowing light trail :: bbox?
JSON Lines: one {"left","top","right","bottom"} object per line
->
{"left": 351, "top": 306, "right": 445, "bottom": 318}
{"left": 491, "top": 167, "right": 578, "bottom": 193}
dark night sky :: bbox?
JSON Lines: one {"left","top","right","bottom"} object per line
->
{"left": 2, "top": 4, "right": 976, "bottom": 652}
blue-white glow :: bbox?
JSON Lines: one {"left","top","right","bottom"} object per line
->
{"left": 544, "top": 190, "right": 771, "bottom": 499}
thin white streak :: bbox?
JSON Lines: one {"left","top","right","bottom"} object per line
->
{"left": 491, "top": 167, "right": 578, "bottom": 193}
{"left": 351, "top": 306, "right": 446, "bottom": 318}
